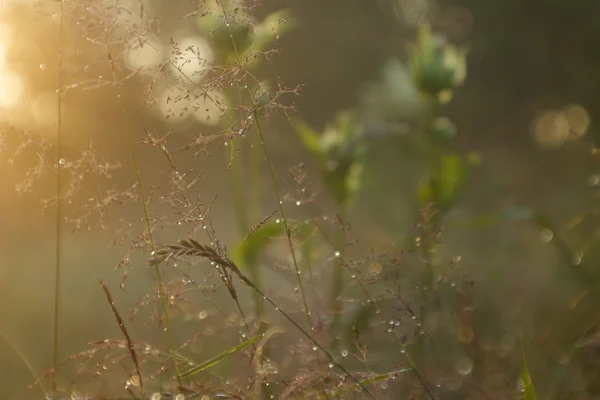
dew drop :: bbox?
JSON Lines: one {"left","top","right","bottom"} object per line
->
{"left": 175, "top": 395, "right": 185, "bottom": 400}
{"left": 328, "top": 363, "right": 334, "bottom": 368}
{"left": 58, "top": 158, "right": 66, "bottom": 165}
{"left": 295, "top": 200, "right": 301, "bottom": 206}
{"left": 39, "top": 64, "right": 47, "bottom": 70}
{"left": 312, "top": 345, "right": 318, "bottom": 351}
{"left": 334, "top": 251, "right": 341, "bottom": 257}
{"left": 454, "top": 357, "right": 473, "bottom": 375}
{"left": 540, "top": 228, "right": 554, "bottom": 243}
{"left": 151, "top": 393, "right": 161, "bottom": 400}
{"left": 341, "top": 349, "right": 348, "bottom": 357}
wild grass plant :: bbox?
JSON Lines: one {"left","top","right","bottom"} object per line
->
{"left": 1, "top": 0, "right": 600, "bottom": 399}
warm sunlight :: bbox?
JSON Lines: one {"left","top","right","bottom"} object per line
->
{"left": 0, "top": 25, "right": 23, "bottom": 110}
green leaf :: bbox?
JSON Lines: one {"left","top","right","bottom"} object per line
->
{"left": 293, "top": 118, "right": 324, "bottom": 160}
{"left": 233, "top": 221, "right": 284, "bottom": 267}
{"left": 520, "top": 341, "right": 538, "bottom": 400}
{"left": 436, "top": 153, "right": 468, "bottom": 209}
{"left": 180, "top": 334, "right": 263, "bottom": 379}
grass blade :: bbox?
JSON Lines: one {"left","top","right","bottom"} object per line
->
{"left": 520, "top": 340, "right": 537, "bottom": 400}
{"left": 180, "top": 334, "right": 263, "bottom": 379}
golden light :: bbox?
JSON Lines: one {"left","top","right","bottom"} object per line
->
{"left": 31, "top": 90, "right": 60, "bottom": 125}
{"left": 191, "top": 89, "right": 226, "bottom": 125}
{"left": 168, "top": 35, "right": 214, "bottom": 84}
{"left": 0, "top": 70, "right": 24, "bottom": 108}
{"left": 532, "top": 110, "right": 570, "bottom": 148}
{"left": 124, "top": 33, "right": 164, "bottom": 76}
{"left": 564, "top": 104, "right": 590, "bottom": 138}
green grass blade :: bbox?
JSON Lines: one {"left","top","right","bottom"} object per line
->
{"left": 180, "top": 334, "right": 263, "bottom": 379}
{"left": 520, "top": 341, "right": 537, "bottom": 400}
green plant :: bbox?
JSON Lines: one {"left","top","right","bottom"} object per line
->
{"left": 3, "top": 1, "right": 600, "bottom": 399}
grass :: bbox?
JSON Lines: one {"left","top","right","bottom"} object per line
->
{"left": 1, "top": 0, "right": 600, "bottom": 399}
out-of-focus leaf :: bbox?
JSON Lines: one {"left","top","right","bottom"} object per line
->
{"left": 233, "top": 221, "right": 284, "bottom": 267}
{"left": 417, "top": 178, "right": 434, "bottom": 206}
{"left": 410, "top": 22, "right": 468, "bottom": 95}
{"left": 180, "top": 334, "right": 263, "bottom": 378}
{"left": 436, "top": 153, "right": 468, "bottom": 209}
{"left": 252, "top": 10, "right": 296, "bottom": 52}
{"left": 197, "top": 1, "right": 254, "bottom": 56}
{"left": 293, "top": 118, "right": 324, "bottom": 161}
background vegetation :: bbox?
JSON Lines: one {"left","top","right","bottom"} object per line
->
{"left": 1, "top": 0, "right": 599, "bottom": 399}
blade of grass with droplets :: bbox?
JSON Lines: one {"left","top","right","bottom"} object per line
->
{"left": 520, "top": 340, "right": 537, "bottom": 400}
{"left": 148, "top": 241, "right": 376, "bottom": 399}
{"left": 180, "top": 334, "right": 263, "bottom": 379}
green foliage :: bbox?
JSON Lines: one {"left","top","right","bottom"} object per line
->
{"left": 293, "top": 113, "right": 365, "bottom": 206}
{"left": 520, "top": 342, "right": 538, "bottom": 400}
{"left": 180, "top": 334, "right": 263, "bottom": 379}
{"left": 198, "top": 0, "right": 295, "bottom": 64}
{"left": 232, "top": 221, "right": 284, "bottom": 268}
{"left": 410, "top": 22, "right": 468, "bottom": 96}
{"left": 418, "top": 152, "right": 471, "bottom": 211}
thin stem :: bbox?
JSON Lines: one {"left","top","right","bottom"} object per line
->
{"left": 213, "top": 0, "right": 313, "bottom": 333}
{"left": 253, "top": 115, "right": 314, "bottom": 332}
{"left": 237, "top": 273, "right": 375, "bottom": 399}
{"left": 52, "top": 1, "right": 64, "bottom": 390}
{"left": 105, "top": 41, "right": 181, "bottom": 386}
{"left": 127, "top": 132, "right": 181, "bottom": 387}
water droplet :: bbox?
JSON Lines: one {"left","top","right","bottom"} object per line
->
{"left": 52, "top": 13, "right": 61, "bottom": 20}
{"left": 341, "top": 349, "right": 348, "bottom": 357}
{"left": 540, "top": 228, "right": 554, "bottom": 243}
{"left": 175, "top": 395, "right": 185, "bottom": 400}
{"left": 381, "top": 383, "right": 388, "bottom": 390}
{"left": 312, "top": 345, "right": 318, "bottom": 351}
{"left": 454, "top": 357, "right": 473, "bottom": 375}
{"left": 296, "top": 200, "right": 301, "bottom": 206}
{"left": 39, "top": 64, "right": 47, "bottom": 70}
{"left": 334, "top": 251, "right": 341, "bottom": 257}
{"left": 275, "top": 218, "right": 281, "bottom": 223}
{"left": 589, "top": 174, "right": 600, "bottom": 186}
{"left": 328, "top": 363, "right": 334, "bottom": 368}
{"left": 58, "top": 158, "right": 66, "bottom": 165}
{"left": 151, "top": 393, "right": 161, "bottom": 400}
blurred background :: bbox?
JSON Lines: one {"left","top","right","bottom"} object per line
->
{"left": 1, "top": 0, "right": 600, "bottom": 398}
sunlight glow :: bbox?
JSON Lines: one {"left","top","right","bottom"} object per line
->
{"left": 168, "top": 36, "right": 214, "bottom": 84}
{"left": 124, "top": 34, "right": 164, "bottom": 76}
